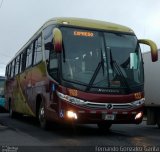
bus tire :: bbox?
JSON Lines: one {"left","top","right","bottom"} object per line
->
{"left": 9, "top": 106, "right": 14, "bottom": 118}
{"left": 97, "top": 122, "right": 112, "bottom": 131}
{"left": 38, "top": 101, "right": 49, "bottom": 129}
{"left": 157, "top": 115, "right": 160, "bottom": 129}
{"left": 9, "top": 102, "right": 17, "bottom": 118}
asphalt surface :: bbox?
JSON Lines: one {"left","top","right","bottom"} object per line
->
{"left": 0, "top": 113, "right": 159, "bottom": 152}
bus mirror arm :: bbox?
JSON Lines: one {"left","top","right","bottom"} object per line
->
{"left": 138, "top": 39, "right": 158, "bottom": 62}
{"left": 52, "top": 28, "right": 63, "bottom": 53}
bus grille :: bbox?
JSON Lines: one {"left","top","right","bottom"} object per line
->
{"left": 81, "top": 102, "right": 134, "bottom": 110}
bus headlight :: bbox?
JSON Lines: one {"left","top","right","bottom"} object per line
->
{"left": 57, "top": 91, "right": 86, "bottom": 105}
{"left": 132, "top": 98, "right": 145, "bottom": 106}
{"left": 135, "top": 112, "right": 143, "bottom": 120}
{"left": 67, "top": 111, "right": 78, "bottom": 119}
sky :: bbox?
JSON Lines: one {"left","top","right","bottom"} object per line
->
{"left": 0, "top": 0, "right": 160, "bottom": 76}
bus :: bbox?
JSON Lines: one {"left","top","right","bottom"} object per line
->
{"left": 0, "top": 76, "right": 5, "bottom": 110}
{"left": 5, "top": 18, "right": 158, "bottom": 129}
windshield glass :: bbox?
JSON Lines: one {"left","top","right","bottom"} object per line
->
{"left": 104, "top": 33, "right": 143, "bottom": 88}
{"left": 61, "top": 27, "right": 109, "bottom": 88}
{"left": 61, "top": 27, "right": 144, "bottom": 92}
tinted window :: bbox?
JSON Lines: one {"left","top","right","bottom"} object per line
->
{"left": 19, "top": 53, "right": 22, "bottom": 73}
{"left": 44, "top": 25, "right": 55, "bottom": 60}
{"left": 15, "top": 56, "right": 20, "bottom": 75}
{"left": 8, "top": 64, "right": 11, "bottom": 78}
{"left": 43, "top": 25, "right": 58, "bottom": 80}
{"left": 26, "top": 44, "right": 33, "bottom": 68}
{"left": 34, "top": 36, "right": 42, "bottom": 65}
{"left": 5, "top": 66, "right": 8, "bottom": 77}
{"left": 11, "top": 60, "right": 15, "bottom": 77}
{"left": 61, "top": 27, "right": 105, "bottom": 85}
{"left": 21, "top": 51, "right": 27, "bottom": 72}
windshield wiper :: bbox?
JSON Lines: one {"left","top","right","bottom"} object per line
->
{"left": 109, "top": 48, "right": 130, "bottom": 90}
{"left": 85, "top": 49, "right": 104, "bottom": 91}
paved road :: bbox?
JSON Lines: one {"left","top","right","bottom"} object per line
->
{"left": 0, "top": 113, "right": 159, "bottom": 152}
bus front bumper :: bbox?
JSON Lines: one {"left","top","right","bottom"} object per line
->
{"left": 58, "top": 106, "right": 144, "bottom": 124}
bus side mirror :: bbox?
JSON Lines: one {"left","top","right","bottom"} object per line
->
{"left": 52, "top": 28, "right": 62, "bottom": 53}
{"left": 138, "top": 39, "right": 158, "bottom": 62}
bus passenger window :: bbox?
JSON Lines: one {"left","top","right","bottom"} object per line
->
{"left": 5, "top": 66, "right": 8, "bottom": 77}
{"left": 15, "top": 56, "right": 20, "bottom": 75}
{"left": 26, "top": 44, "right": 33, "bottom": 68}
{"left": 10, "top": 60, "right": 15, "bottom": 77}
{"left": 21, "top": 51, "right": 27, "bottom": 72}
{"left": 44, "top": 25, "right": 56, "bottom": 60}
{"left": 19, "top": 53, "right": 23, "bottom": 73}
{"left": 34, "top": 36, "right": 42, "bottom": 65}
{"left": 7, "top": 64, "right": 11, "bottom": 78}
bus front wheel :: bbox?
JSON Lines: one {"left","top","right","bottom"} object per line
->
{"left": 157, "top": 114, "right": 160, "bottom": 129}
{"left": 38, "top": 102, "right": 49, "bottom": 129}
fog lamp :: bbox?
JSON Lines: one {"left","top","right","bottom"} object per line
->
{"left": 135, "top": 112, "right": 143, "bottom": 120}
{"left": 67, "top": 111, "right": 78, "bottom": 119}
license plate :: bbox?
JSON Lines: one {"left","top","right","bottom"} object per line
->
{"left": 104, "top": 114, "right": 115, "bottom": 120}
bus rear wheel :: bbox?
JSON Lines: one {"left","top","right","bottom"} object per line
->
{"left": 38, "top": 102, "right": 49, "bottom": 129}
{"left": 9, "top": 101, "right": 16, "bottom": 118}
{"left": 9, "top": 104, "right": 19, "bottom": 118}
{"left": 9, "top": 106, "right": 14, "bottom": 118}
{"left": 97, "top": 122, "right": 112, "bottom": 131}
{"left": 157, "top": 115, "right": 160, "bottom": 129}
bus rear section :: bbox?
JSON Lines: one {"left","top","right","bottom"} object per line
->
{"left": 5, "top": 18, "right": 158, "bottom": 129}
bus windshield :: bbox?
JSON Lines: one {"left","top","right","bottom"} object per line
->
{"left": 61, "top": 27, "right": 144, "bottom": 92}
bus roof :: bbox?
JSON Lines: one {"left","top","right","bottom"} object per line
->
{"left": 46, "top": 17, "right": 134, "bottom": 33}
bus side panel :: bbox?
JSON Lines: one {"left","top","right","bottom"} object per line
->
{"left": 6, "top": 74, "right": 35, "bottom": 116}
{"left": 31, "top": 62, "right": 50, "bottom": 116}
{"left": 9, "top": 62, "right": 48, "bottom": 117}
{"left": 31, "top": 61, "right": 60, "bottom": 121}
{"left": 17, "top": 69, "right": 35, "bottom": 116}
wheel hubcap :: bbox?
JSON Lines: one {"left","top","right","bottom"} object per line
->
{"left": 39, "top": 107, "right": 45, "bottom": 122}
